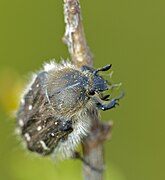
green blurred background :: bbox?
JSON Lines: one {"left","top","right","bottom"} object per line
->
{"left": 0, "top": 0, "right": 164, "bottom": 179}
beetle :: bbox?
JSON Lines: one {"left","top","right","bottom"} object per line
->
{"left": 17, "top": 61, "right": 124, "bottom": 159}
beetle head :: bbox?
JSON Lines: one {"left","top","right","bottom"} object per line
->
{"left": 81, "top": 64, "right": 112, "bottom": 99}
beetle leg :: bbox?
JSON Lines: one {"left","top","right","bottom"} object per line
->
{"left": 58, "top": 120, "right": 73, "bottom": 142}
{"left": 59, "top": 120, "right": 73, "bottom": 133}
{"left": 95, "top": 91, "right": 124, "bottom": 111}
{"left": 101, "top": 94, "right": 110, "bottom": 101}
{"left": 94, "top": 64, "right": 112, "bottom": 75}
{"left": 97, "top": 64, "right": 112, "bottom": 72}
{"left": 97, "top": 92, "right": 110, "bottom": 101}
{"left": 94, "top": 98, "right": 118, "bottom": 111}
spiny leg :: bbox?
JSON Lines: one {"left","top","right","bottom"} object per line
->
{"left": 94, "top": 64, "right": 112, "bottom": 75}
{"left": 97, "top": 92, "right": 110, "bottom": 101}
{"left": 59, "top": 120, "right": 73, "bottom": 133}
{"left": 95, "top": 91, "right": 124, "bottom": 111}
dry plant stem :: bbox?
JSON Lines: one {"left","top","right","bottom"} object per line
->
{"left": 63, "top": 0, "right": 112, "bottom": 180}
{"left": 63, "top": 0, "right": 93, "bottom": 68}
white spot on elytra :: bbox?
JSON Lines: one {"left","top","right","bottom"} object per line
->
{"left": 51, "top": 133, "right": 55, "bottom": 137}
{"left": 39, "top": 140, "right": 49, "bottom": 150}
{"left": 36, "top": 84, "right": 39, "bottom": 87}
{"left": 37, "top": 126, "right": 42, "bottom": 131}
{"left": 18, "top": 119, "right": 24, "bottom": 127}
{"left": 28, "top": 105, "right": 32, "bottom": 110}
{"left": 55, "top": 121, "right": 58, "bottom": 125}
{"left": 24, "top": 133, "right": 31, "bottom": 141}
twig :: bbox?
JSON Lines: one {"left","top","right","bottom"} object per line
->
{"left": 63, "top": 0, "right": 93, "bottom": 68}
{"left": 63, "top": 1, "right": 113, "bottom": 179}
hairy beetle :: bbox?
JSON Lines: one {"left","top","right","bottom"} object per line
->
{"left": 17, "top": 61, "right": 124, "bottom": 159}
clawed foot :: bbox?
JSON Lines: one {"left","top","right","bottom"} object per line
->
{"left": 95, "top": 90, "right": 124, "bottom": 111}
{"left": 101, "top": 98, "right": 119, "bottom": 111}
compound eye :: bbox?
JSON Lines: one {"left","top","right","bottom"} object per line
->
{"left": 87, "top": 90, "right": 95, "bottom": 96}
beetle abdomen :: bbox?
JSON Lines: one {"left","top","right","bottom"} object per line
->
{"left": 17, "top": 61, "right": 93, "bottom": 158}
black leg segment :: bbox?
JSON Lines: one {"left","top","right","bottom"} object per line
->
{"left": 94, "top": 64, "right": 112, "bottom": 75}
{"left": 95, "top": 91, "right": 124, "bottom": 111}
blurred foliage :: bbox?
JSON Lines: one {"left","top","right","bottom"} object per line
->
{"left": 0, "top": 0, "right": 165, "bottom": 180}
{"left": 0, "top": 68, "right": 23, "bottom": 112}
